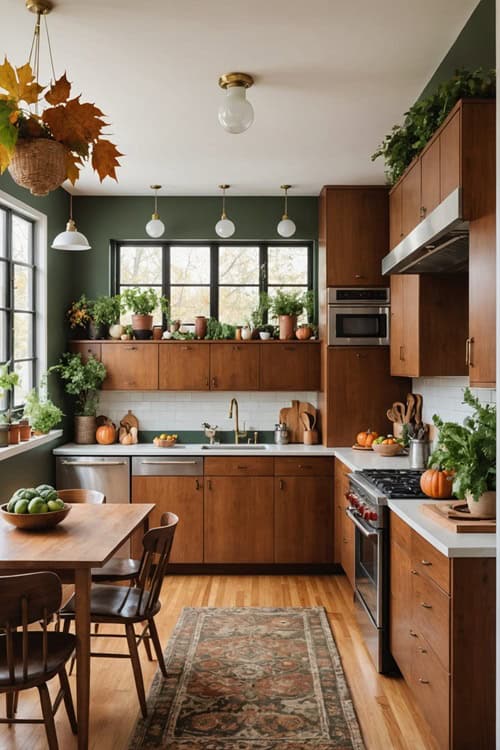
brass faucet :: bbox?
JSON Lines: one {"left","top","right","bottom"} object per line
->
{"left": 228, "top": 397, "right": 247, "bottom": 444}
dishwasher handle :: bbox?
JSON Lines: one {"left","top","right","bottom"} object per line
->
{"left": 59, "top": 460, "right": 129, "bottom": 467}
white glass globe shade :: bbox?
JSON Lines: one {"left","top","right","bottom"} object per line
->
{"left": 215, "top": 217, "right": 235, "bottom": 238}
{"left": 51, "top": 220, "right": 90, "bottom": 251}
{"left": 146, "top": 217, "right": 165, "bottom": 238}
{"left": 277, "top": 217, "right": 296, "bottom": 238}
{"left": 218, "top": 86, "right": 254, "bottom": 134}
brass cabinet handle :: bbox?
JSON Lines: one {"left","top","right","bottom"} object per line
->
{"left": 298, "top": 465, "right": 312, "bottom": 470}
{"left": 355, "top": 353, "right": 368, "bottom": 359}
{"left": 204, "top": 377, "right": 209, "bottom": 387}
{"left": 124, "top": 346, "right": 138, "bottom": 351}
{"left": 465, "top": 337, "right": 470, "bottom": 366}
{"left": 232, "top": 345, "right": 241, "bottom": 351}
{"left": 420, "top": 602, "right": 432, "bottom": 609}
{"left": 207, "top": 479, "right": 212, "bottom": 490}
{"left": 354, "top": 274, "right": 364, "bottom": 279}
{"left": 420, "top": 560, "right": 432, "bottom": 566}
{"left": 237, "top": 465, "right": 248, "bottom": 470}
{"left": 195, "top": 479, "right": 200, "bottom": 490}
{"left": 211, "top": 377, "right": 217, "bottom": 388}
{"left": 411, "top": 569, "right": 418, "bottom": 575}
{"left": 469, "top": 337, "right": 474, "bottom": 367}
{"left": 418, "top": 647, "right": 427, "bottom": 654}
{"left": 181, "top": 345, "right": 192, "bottom": 351}
{"left": 420, "top": 206, "right": 427, "bottom": 218}
{"left": 399, "top": 345, "right": 405, "bottom": 361}
{"left": 400, "top": 232, "right": 404, "bottom": 238}
{"left": 418, "top": 678, "right": 430, "bottom": 684}
{"left": 279, "top": 479, "right": 284, "bottom": 490}
{"left": 409, "top": 630, "right": 418, "bottom": 638}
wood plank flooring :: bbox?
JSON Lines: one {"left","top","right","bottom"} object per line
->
{"left": 0, "top": 573, "right": 438, "bottom": 750}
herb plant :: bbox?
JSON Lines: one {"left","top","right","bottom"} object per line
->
{"left": 205, "top": 319, "right": 236, "bottom": 340}
{"left": 0, "top": 362, "right": 19, "bottom": 400}
{"left": 23, "top": 376, "right": 63, "bottom": 434}
{"left": 122, "top": 288, "right": 167, "bottom": 316}
{"left": 250, "top": 292, "right": 270, "bottom": 329}
{"left": 429, "top": 388, "right": 496, "bottom": 502}
{"left": 51, "top": 353, "right": 106, "bottom": 417}
{"left": 91, "top": 295, "right": 123, "bottom": 326}
{"left": 270, "top": 290, "right": 305, "bottom": 317}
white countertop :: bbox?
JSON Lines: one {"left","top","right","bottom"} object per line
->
{"left": 332, "top": 447, "right": 412, "bottom": 472}
{"left": 53, "top": 442, "right": 338, "bottom": 457}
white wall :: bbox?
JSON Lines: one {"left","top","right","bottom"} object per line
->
{"left": 412, "top": 377, "right": 496, "bottom": 425}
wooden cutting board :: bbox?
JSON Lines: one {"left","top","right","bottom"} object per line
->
{"left": 420, "top": 502, "right": 496, "bottom": 533}
{"left": 278, "top": 401, "right": 317, "bottom": 443}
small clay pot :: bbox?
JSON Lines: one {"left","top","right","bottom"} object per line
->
{"left": 152, "top": 325, "right": 163, "bottom": 340}
{"left": 279, "top": 314, "right": 297, "bottom": 341}
{"left": 132, "top": 314, "right": 153, "bottom": 331}
{"left": 18, "top": 421, "right": 32, "bottom": 441}
{"left": 195, "top": 316, "right": 207, "bottom": 339}
{"left": 8, "top": 424, "right": 20, "bottom": 445}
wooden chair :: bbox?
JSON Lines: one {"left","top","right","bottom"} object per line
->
{"left": 57, "top": 488, "right": 105, "bottom": 504}
{"left": 0, "top": 572, "right": 77, "bottom": 750}
{"left": 60, "top": 512, "right": 178, "bottom": 718}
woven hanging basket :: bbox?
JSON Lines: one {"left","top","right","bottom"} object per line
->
{"left": 8, "top": 138, "right": 68, "bottom": 196}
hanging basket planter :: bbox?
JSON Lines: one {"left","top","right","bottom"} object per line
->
{"left": 8, "top": 138, "right": 68, "bottom": 197}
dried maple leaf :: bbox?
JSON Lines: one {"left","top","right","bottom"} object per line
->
{"left": 65, "top": 150, "right": 83, "bottom": 185}
{"left": 91, "top": 138, "right": 122, "bottom": 182}
{"left": 0, "top": 142, "right": 11, "bottom": 172}
{"left": 45, "top": 73, "right": 71, "bottom": 106}
{"left": 43, "top": 96, "right": 105, "bottom": 152}
{"left": 0, "top": 59, "right": 43, "bottom": 105}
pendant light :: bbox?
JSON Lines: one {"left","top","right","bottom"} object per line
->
{"left": 277, "top": 184, "right": 296, "bottom": 238}
{"left": 218, "top": 73, "right": 254, "bottom": 134}
{"left": 51, "top": 193, "right": 90, "bottom": 251}
{"left": 215, "top": 184, "right": 235, "bottom": 238}
{"left": 145, "top": 185, "right": 165, "bottom": 238}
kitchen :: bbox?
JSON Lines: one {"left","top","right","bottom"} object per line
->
{"left": 0, "top": 1, "right": 497, "bottom": 749}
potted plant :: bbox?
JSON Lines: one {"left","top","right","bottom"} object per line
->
{"left": 122, "top": 288, "right": 167, "bottom": 339}
{"left": 51, "top": 353, "right": 106, "bottom": 444}
{"left": 0, "top": 60, "right": 121, "bottom": 195}
{"left": 250, "top": 292, "right": 270, "bottom": 338}
{"left": 23, "top": 375, "right": 63, "bottom": 435}
{"left": 0, "top": 362, "right": 20, "bottom": 447}
{"left": 270, "top": 290, "right": 305, "bottom": 340}
{"left": 90, "top": 295, "right": 123, "bottom": 340}
{"left": 296, "top": 290, "right": 315, "bottom": 340}
{"left": 429, "top": 388, "right": 496, "bottom": 518}
{"left": 66, "top": 295, "right": 91, "bottom": 339}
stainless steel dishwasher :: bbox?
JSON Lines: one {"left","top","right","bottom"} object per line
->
{"left": 55, "top": 456, "right": 131, "bottom": 556}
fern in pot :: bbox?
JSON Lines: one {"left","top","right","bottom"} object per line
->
{"left": 429, "top": 388, "right": 496, "bottom": 518}
{"left": 270, "top": 290, "right": 305, "bottom": 340}
{"left": 51, "top": 353, "right": 106, "bottom": 444}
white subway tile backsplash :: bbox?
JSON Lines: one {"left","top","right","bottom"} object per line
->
{"left": 412, "top": 377, "right": 494, "bottom": 425}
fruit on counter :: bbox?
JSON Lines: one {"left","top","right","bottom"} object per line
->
{"left": 96, "top": 422, "right": 117, "bottom": 445}
{"left": 420, "top": 468, "right": 454, "bottom": 499}
{"left": 153, "top": 433, "right": 178, "bottom": 445}
{"left": 356, "top": 429, "right": 378, "bottom": 447}
{"left": 6, "top": 485, "right": 65, "bottom": 514}
{"left": 373, "top": 435, "right": 401, "bottom": 445}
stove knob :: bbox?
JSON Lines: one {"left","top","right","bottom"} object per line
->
{"left": 369, "top": 511, "right": 378, "bottom": 522}
{"left": 358, "top": 504, "right": 364, "bottom": 514}
{"left": 363, "top": 510, "right": 371, "bottom": 520}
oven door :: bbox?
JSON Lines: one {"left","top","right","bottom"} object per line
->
{"left": 328, "top": 305, "right": 389, "bottom": 346}
{"left": 346, "top": 508, "right": 383, "bottom": 627}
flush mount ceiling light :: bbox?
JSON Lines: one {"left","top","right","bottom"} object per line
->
{"left": 51, "top": 193, "right": 91, "bottom": 251}
{"left": 215, "top": 184, "right": 235, "bottom": 238}
{"left": 277, "top": 185, "right": 296, "bottom": 238}
{"left": 218, "top": 73, "right": 254, "bottom": 134}
{"left": 145, "top": 185, "right": 165, "bottom": 238}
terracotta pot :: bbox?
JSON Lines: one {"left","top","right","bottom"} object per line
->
{"left": 296, "top": 325, "right": 312, "bottom": 340}
{"left": 235, "top": 326, "right": 242, "bottom": 341}
{"left": 18, "top": 421, "right": 32, "bottom": 441}
{"left": 74, "top": 416, "right": 97, "bottom": 445}
{"left": 279, "top": 314, "right": 297, "bottom": 340}
{"left": 152, "top": 325, "right": 163, "bottom": 340}
{"left": 466, "top": 490, "right": 496, "bottom": 519}
{"left": 132, "top": 314, "right": 153, "bottom": 331}
{"left": 8, "top": 424, "right": 20, "bottom": 445}
{"left": 195, "top": 316, "right": 207, "bottom": 339}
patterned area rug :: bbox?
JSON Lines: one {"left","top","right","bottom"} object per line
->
{"left": 129, "top": 607, "right": 364, "bottom": 749}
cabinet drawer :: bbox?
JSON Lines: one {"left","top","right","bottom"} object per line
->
{"left": 411, "top": 634, "right": 450, "bottom": 750}
{"left": 274, "top": 457, "right": 334, "bottom": 477}
{"left": 390, "top": 512, "right": 412, "bottom": 550}
{"left": 412, "top": 571, "right": 450, "bottom": 671}
{"left": 412, "top": 533, "right": 450, "bottom": 593}
{"left": 204, "top": 457, "right": 273, "bottom": 476}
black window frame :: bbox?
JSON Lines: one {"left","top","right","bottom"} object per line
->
{"left": 0, "top": 204, "right": 37, "bottom": 413}
{"left": 111, "top": 239, "right": 314, "bottom": 325}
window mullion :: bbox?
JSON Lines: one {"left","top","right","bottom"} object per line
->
{"left": 210, "top": 244, "right": 218, "bottom": 319}
{"left": 260, "top": 244, "right": 268, "bottom": 324}
{"left": 163, "top": 244, "right": 170, "bottom": 327}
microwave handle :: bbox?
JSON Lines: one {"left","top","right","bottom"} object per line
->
{"left": 345, "top": 508, "right": 379, "bottom": 538}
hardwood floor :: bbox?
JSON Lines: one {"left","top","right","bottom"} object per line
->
{"left": 1, "top": 573, "right": 438, "bottom": 750}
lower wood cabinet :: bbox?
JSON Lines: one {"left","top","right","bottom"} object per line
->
{"left": 389, "top": 511, "right": 495, "bottom": 749}
{"left": 274, "top": 476, "right": 333, "bottom": 563}
{"left": 333, "top": 458, "right": 354, "bottom": 587}
{"left": 69, "top": 341, "right": 101, "bottom": 362}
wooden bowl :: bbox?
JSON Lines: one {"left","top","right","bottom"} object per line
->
{"left": 372, "top": 443, "right": 404, "bottom": 457}
{"left": 154, "top": 438, "right": 177, "bottom": 448}
{"left": 0, "top": 503, "right": 71, "bottom": 530}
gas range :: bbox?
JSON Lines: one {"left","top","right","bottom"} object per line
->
{"left": 347, "top": 469, "right": 426, "bottom": 529}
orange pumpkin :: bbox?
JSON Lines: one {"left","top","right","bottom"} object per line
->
{"left": 96, "top": 423, "right": 116, "bottom": 445}
{"left": 420, "top": 469, "right": 454, "bottom": 499}
{"left": 356, "top": 429, "right": 378, "bottom": 447}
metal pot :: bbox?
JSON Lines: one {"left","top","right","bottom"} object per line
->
{"left": 408, "top": 438, "right": 430, "bottom": 469}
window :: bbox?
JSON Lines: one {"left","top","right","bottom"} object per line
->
{"left": 0, "top": 205, "right": 37, "bottom": 411}
{"left": 113, "top": 241, "right": 313, "bottom": 326}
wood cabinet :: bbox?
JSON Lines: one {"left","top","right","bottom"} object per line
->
{"left": 209, "top": 343, "right": 260, "bottom": 390}
{"left": 131, "top": 475, "right": 203, "bottom": 562}
{"left": 319, "top": 186, "right": 388, "bottom": 286}
{"left": 401, "top": 160, "right": 421, "bottom": 237}
{"left": 390, "top": 274, "right": 468, "bottom": 378}
{"left": 333, "top": 458, "right": 350, "bottom": 565}
{"left": 468, "top": 213, "right": 496, "bottom": 386}
{"left": 101, "top": 342, "right": 159, "bottom": 390}
{"left": 420, "top": 137, "right": 440, "bottom": 217}
{"left": 159, "top": 342, "right": 210, "bottom": 390}
{"left": 274, "top": 458, "right": 334, "bottom": 564}
{"left": 321, "top": 347, "right": 410, "bottom": 447}
{"left": 389, "top": 511, "right": 495, "bottom": 749}
{"left": 439, "top": 109, "right": 460, "bottom": 202}
{"left": 260, "top": 342, "right": 320, "bottom": 390}
{"left": 69, "top": 341, "right": 101, "bottom": 362}
{"left": 389, "top": 182, "right": 403, "bottom": 251}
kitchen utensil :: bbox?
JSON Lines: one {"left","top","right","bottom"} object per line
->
{"left": 372, "top": 443, "right": 404, "bottom": 457}
{"left": 274, "top": 423, "right": 289, "bottom": 445}
{"left": 386, "top": 408, "right": 397, "bottom": 423}
{"left": 301, "top": 412, "right": 311, "bottom": 431}
{"left": 420, "top": 502, "right": 496, "bottom": 533}
{"left": 303, "top": 410, "right": 316, "bottom": 430}
{"left": 279, "top": 401, "right": 317, "bottom": 443}
{"left": 414, "top": 393, "right": 423, "bottom": 425}
{"left": 405, "top": 393, "right": 416, "bottom": 423}
{"left": 119, "top": 410, "right": 139, "bottom": 444}
{"left": 408, "top": 438, "right": 430, "bottom": 469}
{"left": 392, "top": 402, "right": 406, "bottom": 423}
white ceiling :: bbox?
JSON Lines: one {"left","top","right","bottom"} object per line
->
{"left": 4, "top": 0, "right": 478, "bottom": 195}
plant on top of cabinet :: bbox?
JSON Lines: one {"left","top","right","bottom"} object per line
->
{"left": 205, "top": 319, "right": 237, "bottom": 340}
{"left": 91, "top": 294, "right": 123, "bottom": 339}
{"left": 249, "top": 292, "right": 271, "bottom": 336}
{"left": 270, "top": 289, "right": 306, "bottom": 340}
{"left": 296, "top": 290, "right": 316, "bottom": 340}
{"left": 121, "top": 287, "right": 168, "bottom": 338}
{"left": 51, "top": 352, "right": 106, "bottom": 444}
{"left": 23, "top": 376, "right": 63, "bottom": 435}
{"left": 429, "top": 388, "right": 496, "bottom": 517}
{"left": 66, "top": 294, "right": 91, "bottom": 339}
{"left": 372, "top": 68, "right": 496, "bottom": 184}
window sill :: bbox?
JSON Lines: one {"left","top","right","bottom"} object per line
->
{"left": 0, "top": 430, "right": 63, "bottom": 464}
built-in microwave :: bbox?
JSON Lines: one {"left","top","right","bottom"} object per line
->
{"left": 327, "top": 287, "right": 390, "bottom": 346}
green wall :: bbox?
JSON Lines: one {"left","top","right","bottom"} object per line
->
{"left": 71, "top": 196, "right": 318, "bottom": 297}
{"left": 419, "top": 0, "right": 495, "bottom": 100}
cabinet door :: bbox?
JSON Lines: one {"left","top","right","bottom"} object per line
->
{"left": 334, "top": 459, "right": 351, "bottom": 565}
{"left": 440, "top": 110, "right": 461, "bottom": 202}
{"left": 274, "top": 476, "right": 333, "bottom": 563}
{"left": 210, "top": 343, "right": 260, "bottom": 390}
{"left": 131, "top": 475, "right": 203, "bottom": 562}
{"left": 204, "top": 476, "right": 273, "bottom": 562}
{"left": 401, "top": 160, "right": 422, "bottom": 237}
{"left": 420, "top": 137, "right": 440, "bottom": 218}
{"left": 469, "top": 213, "right": 496, "bottom": 386}
{"left": 324, "top": 188, "right": 388, "bottom": 285}
{"left": 260, "top": 342, "right": 320, "bottom": 390}
{"left": 101, "top": 343, "right": 159, "bottom": 390}
{"left": 159, "top": 343, "right": 210, "bottom": 390}
{"left": 341, "top": 495, "right": 355, "bottom": 588}
{"left": 390, "top": 537, "right": 412, "bottom": 679}
{"left": 390, "top": 275, "right": 420, "bottom": 377}
{"left": 69, "top": 341, "right": 101, "bottom": 362}
{"left": 389, "top": 182, "right": 403, "bottom": 249}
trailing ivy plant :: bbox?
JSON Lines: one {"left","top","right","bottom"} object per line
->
{"left": 372, "top": 68, "right": 496, "bottom": 184}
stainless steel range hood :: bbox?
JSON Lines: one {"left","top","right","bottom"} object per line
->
{"left": 382, "top": 188, "right": 469, "bottom": 275}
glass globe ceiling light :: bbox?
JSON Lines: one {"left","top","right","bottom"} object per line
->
{"left": 52, "top": 193, "right": 91, "bottom": 251}
{"left": 215, "top": 184, "right": 235, "bottom": 238}
{"left": 277, "top": 184, "right": 296, "bottom": 238}
{"left": 218, "top": 73, "right": 254, "bottom": 134}
{"left": 145, "top": 185, "right": 165, "bottom": 238}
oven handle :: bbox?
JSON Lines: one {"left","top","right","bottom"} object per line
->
{"left": 345, "top": 508, "right": 379, "bottom": 538}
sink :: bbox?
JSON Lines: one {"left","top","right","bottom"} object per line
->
{"left": 201, "top": 444, "right": 269, "bottom": 451}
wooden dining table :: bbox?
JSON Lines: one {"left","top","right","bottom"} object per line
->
{"left": 0, "top": 502, "right": 155, "bottom": 750}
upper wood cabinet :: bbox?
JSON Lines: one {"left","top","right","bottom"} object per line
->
{"left": 101, "top": 342, "right": 159, "bottom": 390}
{"left": 159, "top": 342, "right": 210, "bottom": 390}
{"left": 439, "top": 109, "right": 460, "bottom": 202}
{"left": 390, "top": 274, "right": 469, "bottom": 378}
{"left": 468, "top": 213, "right": 496, "bottom": 387}
{"left": 319, "top": 186, "right": 388, "bottom": 286}
{"left": 401, "top": 160, "right": 421, "bottom": 237}
{"left": 260, "top": 342, "right": 320, "bottom": 390}
{"left": 210, "top": 342, "right": 260, "bottom": 390}
{"left": 389, "top": 182, "right": 403, "bottom": 250}
{"left": 420, "top": 137, "right": 440, "bottom": 217}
